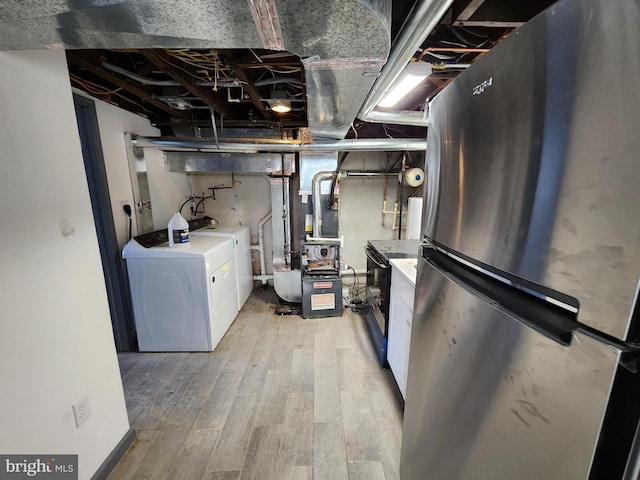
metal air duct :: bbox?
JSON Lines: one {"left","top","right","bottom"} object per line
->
{"left": 0, "top": 0, "right": 392, "bottom": 141}
{"left": 131, "top": 136, "right": 427, "bottom": 152}
{"left": 358, "top": 0, "right": 456, "bottom": 127}
{"left": 312, "top": 172, "right": 338, "bottom": 238}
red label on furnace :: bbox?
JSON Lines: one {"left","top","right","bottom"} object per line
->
{"left": 313, "top": 282, "right": 333, "bottom": 289}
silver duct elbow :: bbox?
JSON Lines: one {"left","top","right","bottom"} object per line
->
{"left": 311, "top": 171, "right": 338, "bottom": 238}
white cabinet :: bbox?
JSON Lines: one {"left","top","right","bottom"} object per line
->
{"left": 388, "top": 258, "right": 417, "bottom": 399}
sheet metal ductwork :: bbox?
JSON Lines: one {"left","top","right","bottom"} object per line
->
{"left": 0, "top": 0, "right": 392, "bottom": 141}
{"left": 133, "top": 136, "right": 428, "bottom": 153}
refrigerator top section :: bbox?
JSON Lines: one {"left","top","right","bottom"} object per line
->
{"left": 423, "top": 0, "right": 640, "bottom": 341}
{"left": 367, "top": 239, "right": 420, "bottom": 261}
{"left": 122, "top": 234, "right": 233, "bottom": 260}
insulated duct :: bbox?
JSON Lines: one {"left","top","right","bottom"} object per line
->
{"left": 1, "top": 0, "right": 392, "bottom": 141}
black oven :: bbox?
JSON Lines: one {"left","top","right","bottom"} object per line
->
{"left": 365, "top": 244, "right": 391, "bottom": 338}
{"left": 364, "top": 239, "right": 420, "bottom": 368}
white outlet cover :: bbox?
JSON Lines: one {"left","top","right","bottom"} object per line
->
{"left": 72, "top": 394, "right": 91, "bottom": 428}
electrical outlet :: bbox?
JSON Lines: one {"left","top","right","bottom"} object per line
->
{"left": 118, "top": 200, "right": 132, "bottom": 217}
{"left": 72, "top": 394, "right": 91, "bottom": 428}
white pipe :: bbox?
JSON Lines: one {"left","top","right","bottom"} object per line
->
{"left": 251, "top": 240, "right": 273, "bottom": 283}
{"left": 255, "top": 211, "right": 272, "bottom": 285}
{"left": 253, "top": 273, "right": 273, "bottom": 282}
{"left": 341, "top": 268, "right": 367, "bottom": 276}
{"left": 305, "top": 235, "right": 343, "bottom": 247}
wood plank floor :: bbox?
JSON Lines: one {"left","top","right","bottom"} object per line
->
{"left": 110, "top": 288, "right": 404, "bottom": 480}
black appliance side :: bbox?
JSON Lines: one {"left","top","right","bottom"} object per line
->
{"left": 364, "top": 243, "right": 390, "bottom": 367}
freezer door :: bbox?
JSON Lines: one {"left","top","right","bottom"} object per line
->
{"left": 401, "top": 256, "right": 621, "bottom": 480}
{"left": 423, "top": 0, "right": 640, "bottom": 340}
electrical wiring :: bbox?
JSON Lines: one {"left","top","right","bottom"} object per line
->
{"left": 169, "top": 52, "right": 247, "bottom": 91}
{"left": 167, "top": 49, "right": 227, "bottom": 70}
{"left": 70, "top": 73, "right": 123, "bottom": 95}
{"left": 179, "top": 196, "right": 196, "bottom": 216}
{"left": 123, "top": 204, "right": 133, "bottom": 241}
{"left": 450, "top": 27, "right": 490, "bottom": 48}
{"left": 440, "top": 39, "right": 471, "bottom": 49}
{"left": 350, "top": 123, "right": 358, "bottom": 139}
{"left": 111, "top": 90, "right": 155, "bottom": 119}
{"left": 263, "top": 65, "right": 302, "bottom": 75}
{"left": 150, "top": 51, "right": 223, "bottom": 84}
{"left": 420, "top": 50, "right": 457, "bottom": 60}
{"left": 346, "top": 266, "right": 369, "bottom": 314}
{"left": 248, "top": 48, "right": 264, "bottom": 63}
{"left": 458, "top": 26, "right": 489, "bottom": 39}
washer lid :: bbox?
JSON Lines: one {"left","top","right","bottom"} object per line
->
{"left": 122, "top": 234, "right": 233, "bottom": 259}
{"left": 195, "top": 224, "right": 250, "bottom": 239}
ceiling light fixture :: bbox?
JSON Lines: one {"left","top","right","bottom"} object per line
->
{"left": 377, "top": 62, "right": 432, "bottom": 108}
{"left": 268, "top": 90, "right": 292, "bottom": 113}
{"left": 270, "top": 99, "right": 292, "bottom": 113}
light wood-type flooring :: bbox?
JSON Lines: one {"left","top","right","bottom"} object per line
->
{"left": 110, "top": 288, "right": 404, "bottom": 480}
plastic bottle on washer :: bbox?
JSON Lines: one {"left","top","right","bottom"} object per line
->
{"left": 168, "top": 212, "right": 189, "bottom": 247}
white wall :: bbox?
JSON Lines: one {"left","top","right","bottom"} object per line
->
{"left": 0, "top": 50, "right": 130, "bottom": 479}
{"left": 188, "top": 153, "right": 425, "bottom": 276}
{"left": 192, "top": 173, "right": 273, "bottom": 274}
{"left": 338, "top": 151, "right": 424, "bottom": 272}
{"left": 74, "top": 90, "right": 190, "bottom": 248}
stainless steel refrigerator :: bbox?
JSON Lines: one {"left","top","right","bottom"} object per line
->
{"left": 401, "top": 1, "right": 640, "bottom": 479}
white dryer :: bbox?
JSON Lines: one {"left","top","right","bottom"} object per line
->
{"left": 122, "top": 234, "right": 238, "bottom": 352}
{"left": 194, "top": 225, "right": 253, "bottom": 309}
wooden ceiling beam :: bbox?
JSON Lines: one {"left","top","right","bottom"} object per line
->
{"left": 140, "top": 49, "right": 231, "bottom": 117}
{"left": 219, "top": 51, "right": 273, "bottom": 121}
{"left": 456, "top": 0, "right": 488, "bottom": 22}
{"left": 429, "top": 78, "right": 454, "bottom": 98}
{"left": 66, "top": 51, "right": 186, "bottom": 119}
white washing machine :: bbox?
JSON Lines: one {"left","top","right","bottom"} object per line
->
{"left": 194, "top": 225, "right": 253, "bottom": 309}
{"left": 122, "top": 234, "right": 238, "bottom": 352}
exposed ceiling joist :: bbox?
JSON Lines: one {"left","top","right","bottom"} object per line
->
{"left": 54, "top": 0, "right": 558, "bottom": 139}
{"left": 221, "top": 51, "right": 273, "bottom": 120}
{"left": 66, "top": 51, "right": 187, "bottom": 120}
{"left": 456, "top": 0, "right": 488, "bottom": 22}
{"left": 140, "top": 49, "right": 231, "bottom": 118}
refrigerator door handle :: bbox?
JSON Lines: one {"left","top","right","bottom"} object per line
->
{"left": 424, "top": 247, "right": 579, "bottom": 346}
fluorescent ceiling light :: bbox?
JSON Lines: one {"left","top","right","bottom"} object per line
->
{"left": 377, "top": 62, "right": 432, "bottom": 108}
